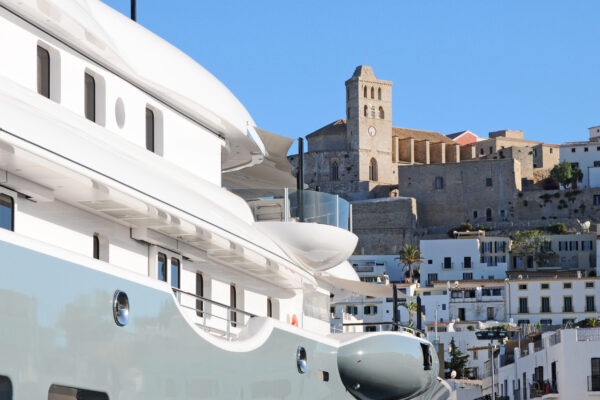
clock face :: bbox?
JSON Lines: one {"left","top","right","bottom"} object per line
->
{"left": 368, "top": 126, "right": 376, "bottom": 136}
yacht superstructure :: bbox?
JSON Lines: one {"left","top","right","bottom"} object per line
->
{"left": 0, "top": 1, "right": 447, "bottom": 398}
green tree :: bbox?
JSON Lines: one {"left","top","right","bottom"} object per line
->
{"left": 571, "top": 166, "right": 583, "bottom": 189}
{"left": 401, "top": 299, "right": 425, "bottom": 328}
{"left": 511, "top": 229, "right": 556, "bottom": 267}
{"left": 448, "top": 337, "right": 470, "bottom": 379}
{"left": 398, "top": 244, "right": 424, "bottom": 283}
{"left": 550, "top": 162, "right": 573, "bottom": 189}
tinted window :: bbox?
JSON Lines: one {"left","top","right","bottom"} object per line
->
{"left": 0, "top": 194, "right": 14, "bottom": 231}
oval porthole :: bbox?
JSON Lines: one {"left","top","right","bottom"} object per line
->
{"left": 115, "top": 97, "right": 125, "bottom": 128}
{"left": 113, "top": 290, "right": 129, "bottom": 327}
{"left": 296, "top": 346, "right": 307, "bottom": 374}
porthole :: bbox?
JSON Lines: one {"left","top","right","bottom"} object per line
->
{"left": 115, "top": 97, "right": 125, "bottom": 128}
{"left": 113, "top": 290, "right": 129, "bottom": 326}
{"left": 296, "top": 346, "right": 308, "bottom": 374}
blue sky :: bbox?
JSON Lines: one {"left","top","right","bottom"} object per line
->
{"left": 102, "top": 1, "right": 600, "bottom": 153}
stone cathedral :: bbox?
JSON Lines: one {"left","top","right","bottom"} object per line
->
{"left": 290, "top": 65, "right": 458, "bottom": 201}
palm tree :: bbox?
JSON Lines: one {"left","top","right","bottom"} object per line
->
{"left": 398, "top": 244, "right": 424, "bottom": 283}
{"left": 401, "top": 299, "right": 426, "bottom": 328}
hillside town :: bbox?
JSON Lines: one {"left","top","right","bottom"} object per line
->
{"left": 286, "top": 66, "right": 600, "bottom": 400}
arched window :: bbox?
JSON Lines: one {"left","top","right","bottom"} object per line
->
{"left": 379, "top": 106, "right": 385, "bottom": 119}
{"left": 331, "top": 160, "right": 339, "bottom": 181}
{"left": 363, "top": 86, "right": 367, "bottom": 98}
{"left": 369, "top": 158, "right": 378, "bottom": 181}
{"left": 363, "top": 105, "right": 368, "bottom": 117}
{"left": 378, "top": 87, "right": 382, "bottom": 100}
{"left": 371, "top": 87, "right": 375, "bottom": 99}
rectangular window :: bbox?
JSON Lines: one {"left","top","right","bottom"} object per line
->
{"left": 486, "top": 177, "right": 493, "bottom": 187}
{"left": 541, "top": 297, "right": 551, "bottom": 313}
{"left": 519, "top": 284, "right": 527, "bottom": 290}
{"left": 267, "top": 298, "right": 273, "bottom": 318}
{"left": 586, "top": 296, "right": 596, "bottom": 312}
{"left": 586, "top": 282, "right": 595, "bottom": 288}
{"left": 540, "top": 319, "right": 552, "bottom": 326}
{"left": 564, "top": 282, "right": 572, "bottom": 289}
{"left": 519, "top": 297, "right": 528, "bottom": 313}
{"left": 345, "top": 305, "right": 358, "bottom": 315}
{"left": 464, "top": 256, "right": 472, "bottom": 269}
{"left": 93, "top": 234, "right": 100, "bottom": 260}
{"left": 594, "top": 161, "right": 600, "bottom": 167}
{"left": 592, "top": 358, "right": 600, "bottom": 391}
{"left": 463, "top": 273, "right": 473, "bottom": 280}
{"left": 541, "top": 283, "right": 549, "bottom": 289}
{"left": 84, "top": 72, "right": 96, "bottom": 122}
{"left": 427, "top": 273, "right": 438, "bottom": 286}
{"left": 564, "top": 296, "right": 573, "bottom": 312}
{"left": 0, "top": 193, "right": 14, "bottom": 231}
{"left": 444, "top": 257, "right": 451, "bottom": 269}
{"left": 595, "top": 195, "right": 600, "bottom": 206}
{"left": 37, "top": 46, "right": 50, "bottom": 98}
{"left": 487, "top": 307, "right": 494, "bottom": 320}
{"left": 157, "top": 252, "right": 167, "bottom": 282}
{"left": 171, "top": 258, "right": 180, "bottom": 290}
{"left": 458, "top": 308, "right": 465, "bottom": 320}
{"left": 364, "top": 305, "right": 378, "bottom": 315}
{"left": 435, "top": 176, "right": 444, "bottom": 189}
{"left": 146, "top": 107, "right": 155, "bottom": 152}
{"left": 195, "top": 273, "right": 204, "bottom": 317}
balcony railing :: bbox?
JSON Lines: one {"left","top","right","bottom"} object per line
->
{"left": 245, "top": 188, "right": 351, "bottom": 230}
{"left": 173, "top": 288, "right": 256, "bottom": 341}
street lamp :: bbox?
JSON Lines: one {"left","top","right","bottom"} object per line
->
{"left": 475, "top": 330, "right": 507, "bottom": 400}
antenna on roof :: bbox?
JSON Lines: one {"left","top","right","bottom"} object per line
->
{"left": 130, "top": 0, "right": 136, "bottom": 21}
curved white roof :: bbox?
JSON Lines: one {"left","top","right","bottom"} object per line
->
{"left": 3, "top": 0, "right": 262, "bottom": 170}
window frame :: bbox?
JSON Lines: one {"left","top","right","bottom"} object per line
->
{"left": 0, "top": 190, "right": 15, "bottom": 232}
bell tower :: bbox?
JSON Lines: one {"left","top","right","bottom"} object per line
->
{"left": 345, "top": 66, "right": 394, "bottom": 192}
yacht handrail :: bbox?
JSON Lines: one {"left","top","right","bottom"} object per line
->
{"left": 173, "top": 288, "right": 257, "bottom": 340}
{"left": 337, "top": 321, "right": 427, "bottom": 338}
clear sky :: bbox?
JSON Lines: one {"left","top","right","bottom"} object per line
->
{"left": 102, "top": 1, "right": 600, "bottom": 153}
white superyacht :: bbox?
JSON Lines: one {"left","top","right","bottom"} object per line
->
{"left": 0, "top": 0, "right": 449, "bottom": 398}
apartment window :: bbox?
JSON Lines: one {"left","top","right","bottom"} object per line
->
{"left": 540, "top": 319, "right": 552, "bottom": 326}
{"left": 427, "top": 273, "right": 438, "bottom": 286}
{"left": 571, "top": 162, "right": 579, "bottom": 169}
{"left": 473, "top": 210, "right": 478, "bottom": 219}
{"left": 517, "top": 319, "right": 530, "bottom": 325}
{"left": 458, "top": 308, "right": 465, "bottom": 320}
{"left": 585, "top": 147, "right": 589, "bottom": 152}
{"left": 364, "top": 305, "right": 378, "bottom": 315}
{"left": 487, "top": 307, "right": 494, "bottom": 320}
{"left": 583, "top": 241, "right": 594, "bottom": 251}
{"left": 519, "top": 297, "right": 528, "bottom": 313}
{"left": 37, "top": 46, "right": 50, "bottom": 98}
{"left": 230, "top": 284, "right": 237, "bottom": 327}
{"left": 586, "top": 296, "right": 596, "bottom": 312}
{"left": 84, "top": 72, "right": 96, "bottom": 122}
{"left": 463, "top": 273, "right": 473, "bottom": 280}
{"left": 171, "top": 258, "right": 180, "bottom": 290}
{"left": 541, "top": 283, "right": 549, "bottom": 290}
{"left": 464, "top": 256, "right": 472, "bottom": 269}
{"left": 444, "top": 257, "right": 452, "bottom": 269}
{"left": 595, "top": 195, "right": 600, "bottom": 206}
{"left": 586, "top": 282, "right": 595, "bottom": 288}
{"left": 486, "top": 208, "right": 492, "bottom": 221}
{"left": 195, "top": 273, "right": 204, "bottom": 317}
{"left": 518, "top": 284, "right": 527, "bottom": 290}
{"left": 331, "top": 160, "right": 339, "bottom": 181}
{"left": 346, "top": 305, "right": 358, "bottom": 315}
{"left": 563, "top": 296, "right": 573, "bottom": 312}
{"left": 435, "top": 176, "right": 444, "bottom": 189}
{"left": 157, "top": 252, "right": 167, "bottom": 282}
{"left": 541, "top": 297, "right": 551, "bottom": 313}
{"left": 146, "top": 107, "right": 155, "bottom": 152}
{"left": 485, "top": 177, "right": 493, "bottom": 187}
{"left": 591, "top": 358, "right": 600, "bottom": 391}
{"left": 0, "top": 193, "right": 14, "bottom": 231}
{"left": 563, "top": 282, "right": 572, "bottom": 289}
{"left": 594, "top": 161, "right": 600, "bottom": 167}
{"left": 571, "top": 148, "right": 576, "bottom": 153}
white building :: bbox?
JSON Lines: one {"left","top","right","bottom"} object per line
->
{"left": 506, "top": 277, "right": 600, "bottom": 326}
{"left": 496, "top": 328, "right": 600, "bottom": 399}
{"left": 420, "top": 235, "right": 510, "bottom": 286}
{"left": 560, "top": 126, "right": 600, "bottom": 188}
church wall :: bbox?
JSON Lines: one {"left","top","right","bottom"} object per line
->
{"left": 351, "top": 197, "right": 418, "bottom": 254}
{"left": 397, "top": 159, "right": 521, "bottom": 229}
